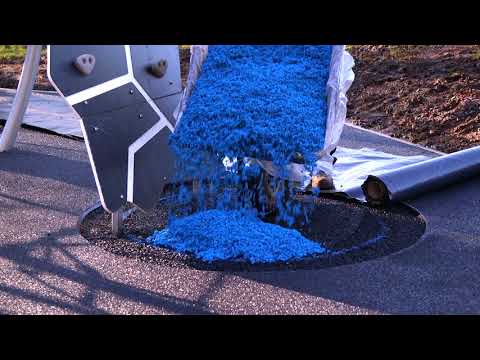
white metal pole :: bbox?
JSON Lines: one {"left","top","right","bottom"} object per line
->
{"left": 0, "top": 45, "right": 42, "bottom": 152}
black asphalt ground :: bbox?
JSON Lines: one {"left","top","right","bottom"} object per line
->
{"left": 0, "top": 123, "right": 479, "bottom": 314}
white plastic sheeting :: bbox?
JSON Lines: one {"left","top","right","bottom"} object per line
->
{"left": 331, "top": 146, "right": 432, "bottom": 200}
{"left": 362, "top": 145, "right": 480, "bottom": 205}
{"left": 0, "top": 89, "right": 83, "bottom": 138}
{"left": 324, "top": 46, "right": 356, "bottom": 162}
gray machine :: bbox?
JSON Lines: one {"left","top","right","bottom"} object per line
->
{"left": 48, "top": 45, "right": 183, "bottom": 215}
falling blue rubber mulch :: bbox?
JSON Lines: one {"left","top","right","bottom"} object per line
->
{"left": 145, "top": 209, "right": 326, "bottom": 263}
{"left": 171, "top": 45, "right": 333, "bottom": 168}
{"left": 151, "top": 46, "right": 333, "bottom": 264}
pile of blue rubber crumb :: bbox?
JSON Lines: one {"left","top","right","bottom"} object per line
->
{"left": 171, "top": 45, "right": 332, "bottom": 167}
{"left": 145, "top": 209, "right": 326, "bottom": 263}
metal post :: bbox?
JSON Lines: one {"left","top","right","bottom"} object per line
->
{"left": 0, "top": 45, "right": 43, "bottom": 152}
{"left": 111, "top": 209, "right": 124, "bottom": 238}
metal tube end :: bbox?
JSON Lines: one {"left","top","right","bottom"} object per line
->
{"left": 362, "top": 177, "right": 390, "bottom": 206}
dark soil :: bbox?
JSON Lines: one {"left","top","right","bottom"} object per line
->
{"left": 0, "top": 53, "right": 52, "bottom": 91}
{"left": 80, "top": 195, "right": 426, "bottom": 272}
{"left": 347, "top": 45, "right": 480, "bottom": 153}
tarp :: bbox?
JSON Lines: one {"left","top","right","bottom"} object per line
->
{"left": 362, "top": 146, "right": 480, "bottom": 205}
{"left": 332, "top": 146, "right": 433, "bottom": 201}
{"left": 0, "top": 88, "right": 82, "bottom": 138}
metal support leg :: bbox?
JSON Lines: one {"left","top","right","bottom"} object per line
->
{"left": 0, "top": 45, "right": 42, "bottom": 152}
{"left": 111, "top": 209, "right": 124, "bottom": 238}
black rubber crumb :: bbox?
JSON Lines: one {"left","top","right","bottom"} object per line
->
{"left": 79, "top": 195, "right": 426, "bottom": 272}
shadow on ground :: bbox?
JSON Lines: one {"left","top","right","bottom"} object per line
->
{"left": 0, "top": 227, "right": 219, "bottom": 314}
{"left": 0, "top": 148, "right": 93, "bottom": 189}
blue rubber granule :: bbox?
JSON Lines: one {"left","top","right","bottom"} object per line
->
{"left": 169, "top": 45, "right": 333, "bottom": 219}
{"left": 171, "top": 45, "right": 332, "bottom": 168}
{"left": 145, "top": 46, "right": 335, "bottom": 263}
{"left": 145, "top": 209, "right": 326, "bottom": 263}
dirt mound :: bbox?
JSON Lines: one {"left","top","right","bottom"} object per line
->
{"left": 0, "top": 53, "right": 51, "bottom": 91}
{"left": 348, "top": 45, "right": 480, "bottom": 153}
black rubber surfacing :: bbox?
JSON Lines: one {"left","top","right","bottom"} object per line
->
{"left": 79, "top": 195, "right": 426, "bottom": 272}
